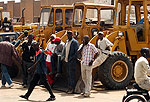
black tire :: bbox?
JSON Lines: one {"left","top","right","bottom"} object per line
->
{"left": 99, "top": 51, "right": 133, "bottom": 89}
{"left": 124, "top": 95, "right": 147, "bottom": 102}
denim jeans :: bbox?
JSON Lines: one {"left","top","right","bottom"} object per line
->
{"left": 1, "top": 64, "right": 12, "bottom": 85}
{"left": 66, "top": 59, "right": 77, "bottom": 89}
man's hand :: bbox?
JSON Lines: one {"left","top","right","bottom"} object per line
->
{"left": 89, "top": 60, "right": 94, "bottom": 66}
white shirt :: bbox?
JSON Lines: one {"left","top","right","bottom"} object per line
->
{"left": 134, "top": 57, "right": 150, "bottom": 84}
{"left": 45, "top": 42, "right": 56, "bottom": 62}
{"left": 28, "top": 46, "right": 31, "bottom": 50}
{"left": 65, "top": 39, "right": 73, "bottom": 62}
{"left": 97, "top": 38, "right": 113, "bottom": 54}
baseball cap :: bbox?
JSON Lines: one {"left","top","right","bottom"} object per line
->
{"left": 53, "top": 37, "right": 61, "bottom": 42}
{"left": 98, "top": 31, "right": 104, "bottom": 35}
{"left": 51, "top": 34, "right": 56, "bottom": 38}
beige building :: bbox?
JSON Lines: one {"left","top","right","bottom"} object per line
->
{"left": 0, "top": 0, "right": 113, "bottom": 23}
{"left": 41, "top": 0, "right": 86, "bottom": 6}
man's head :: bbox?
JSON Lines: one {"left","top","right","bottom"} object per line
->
{"left": 32, "top": 42, "right": 39, "bottom": 51}
{"left": 140, "top": 47, "right": 150, "bottom": 58}
{"left": 83, "top": 35, "right": 90, "bottom": 45}
{"left": 28, "top": 34, "right": 33, "bottom": 43}
{"left": 54, "top": 37, "right": 61, "bottom": 45}
{"left": 24, "top": 30, "right": 28, "bottom": 37}
{"left": 4, "top": 36, "right": 10, "bottom": 42}
{"left": 67, "top": 31, "right": 73, "bottom": 41}
{"left": 4, "top": 17, "right": 8, "bottom": 22}
{"left": 98, "top": 31, "right": 104, "bottom": 40}
{"left": 50, "top": 34, "right": 56, "bottom": 42}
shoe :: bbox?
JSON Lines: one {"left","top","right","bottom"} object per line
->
{"left": 20, "top": 95, "right": 28, "bottom": 100}
{"left": 23, "top": 84, "right": 27, "bottom": 88}
{"left": 55, "top": 73, "right": 61, "bottom": 77}
{"left": 1, "top": 85, "right": 6, "bottom": 88}
{"left": 80, "top": 92, "right": 85, "bottom": 96}
{"left": 8, "top": 84, "right": 14, "bottom": 88}
{"left": 48, "top": 72, "right": 54, "bottom": 75}
{"left": 46, "top": 97, "right": 56, "bottom": 101}
{"left": 67, "top": 88, "right": 74, "bottom": 94}
{"left": 84, "top": 93, "right": 90, "bottom": 97}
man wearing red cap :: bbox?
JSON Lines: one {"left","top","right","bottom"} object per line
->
{"left": 51, "top": 37, "right": 65, "bottom": 77}
{"left": 44, "top": 34, "right": 56, "bottom": 85}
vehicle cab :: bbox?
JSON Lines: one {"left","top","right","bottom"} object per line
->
{"left": 71, "top": 2, "right": 115, "bottom": 44}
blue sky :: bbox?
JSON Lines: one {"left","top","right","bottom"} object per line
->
{"left": 0, "top": 0, "right": 20, "bottom": 3}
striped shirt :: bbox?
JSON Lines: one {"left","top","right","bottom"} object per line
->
{"left": 80, "top": 43, "right": 98, "bottom": 65}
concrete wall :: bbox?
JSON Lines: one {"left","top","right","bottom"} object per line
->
{"left": 13, "top": 3, "right": 20, "bottom": 20}
{"left": 93, "top": 0, "right": 112, "bottom": 5}
{"left": 20, "top": 0, "right": 34, "bottom": 23}
{"left": 41, "top": 0, "right": 86, "bottom": 6}
{"left": 7, "top": 1, "right": 15, "bottom": 17}
{"left": 33, "top": 0, "right": 41, "bottom": 22}
{"left": 0, "top": 0, "right": 112, "bottom": 23}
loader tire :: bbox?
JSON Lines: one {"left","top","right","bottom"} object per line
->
{"left": 99, "top": 51, "right": 133, "bottom": 89}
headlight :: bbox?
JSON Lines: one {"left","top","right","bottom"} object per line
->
{"left": 118, "top": 31, "right": 124, "bottom": 36}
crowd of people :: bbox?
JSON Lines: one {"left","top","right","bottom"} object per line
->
{"left": 0, "top": 30, "right": 115, "bottom": 101}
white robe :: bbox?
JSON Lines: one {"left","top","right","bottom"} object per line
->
{"left": 134, "top": 56, "right": 150, "bottom": 90}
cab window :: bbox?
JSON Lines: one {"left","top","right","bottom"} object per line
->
{"left": 73, "top": 7, "right": 84, "bottom": 26}
{"left": 100, "top": 8, "right": 114, "bottom": 27}
{"left": 39, "top": 8, "right": 50, "bottom": 26}
{"left": 55, "top": 9, "right": 63, "bottom": 25}
{"left": 65, "top": 9, "right": 73, "bottom": 25}
{"left": 49, "top": 8, "right": 54, "bottom": 26}
{"left": 86, "top": 8, "right": 98, "bottom": 25}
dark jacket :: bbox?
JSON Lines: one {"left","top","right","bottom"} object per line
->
{"left": 62, "top": 38, "right": 79, "bottom": 62}
{"left": 35, "top": 49, "right": 47, "bottom": 75}
{"left": 21, "top": 40, "right": 36, "bottom": 62}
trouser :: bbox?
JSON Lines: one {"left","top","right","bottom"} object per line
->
{"left": 92, "top": 53, "right": 108, "bottom": 69}
{"left": 25, "top": 73, "right": 55, "bottom": 98}
{"left": 138, "top": 79, "right": 150, "bottom": 91}
{"left": 66, "top": 60, "right": 76, "bottom": 89}
{"left": 136, "top": 23, "right": 144, "bottom": 33}
{"left": 1, "top": 64, "right": 12, "bottom": 86}
{"left": 46, "top": 62, "right": 54, "bottom": 85}
{"left": 51, "top": 54, "right": 57, "bottom": 74}
{"left": 51, "top": 54, "right": 62, "bottom": 74}
{"left": 22, "top": 60, "right": 33, "bottom": 86}
{"left": 57, "top": 55, "right": 62, "bottom": 73}
{"left": 81, "top": 64, "right": 92, "bottom": 94}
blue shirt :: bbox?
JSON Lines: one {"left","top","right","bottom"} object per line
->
{"left": 138, "top": 18, "right": 144, "bottom": 24}
{"left": 35, "top": 49, "right": 47, "bottom": 74}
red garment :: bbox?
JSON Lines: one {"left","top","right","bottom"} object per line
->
{"left": 44, "top": 50, "right": 52, "bottom": 55}
{"left": 46, "top": 62, "right": 54, "bottom": 85}
{"left": 36, "top": 49, "right": 42, "bottom": 56}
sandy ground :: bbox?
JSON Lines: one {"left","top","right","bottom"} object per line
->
{"left": 0, "top": 79, "right": 126, "bottom": 102}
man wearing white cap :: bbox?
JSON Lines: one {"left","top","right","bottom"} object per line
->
{"left": 92, "top": 31, "right": 113, "bottom": 69}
